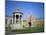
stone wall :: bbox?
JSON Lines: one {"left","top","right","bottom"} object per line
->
{"left": 31, "top": 20, "right": 44, "bottom": 27}
{"left": 5, "top": 16, "right": 44, "bottom": 30}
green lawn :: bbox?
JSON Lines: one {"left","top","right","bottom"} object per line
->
{"left": 11, "top": 27, "right": 44, "bottom": 33}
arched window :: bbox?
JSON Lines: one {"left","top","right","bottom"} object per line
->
{"left": 20, "top": 15, "right": 22, "bottom": 19}
{"left": 20, "top": 15, "right": 22, "bottom": 17}
{"left": 16, "top": 15, "right": 19, "bottom": 19}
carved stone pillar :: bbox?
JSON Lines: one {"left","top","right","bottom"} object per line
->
{"left": 13, "top": 15, "right": 16, "bottom": 24}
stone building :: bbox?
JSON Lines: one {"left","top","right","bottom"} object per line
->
{"left": 5, "top": 9, "right": 24, "bottom": 30}
{"left": 5, "top": 9, "right": 44, "bottom": 30}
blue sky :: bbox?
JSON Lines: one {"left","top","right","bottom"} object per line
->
{"left": 5, "top": 1, "right": 44, "bottom": 19}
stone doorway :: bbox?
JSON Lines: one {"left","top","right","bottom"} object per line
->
{"left": 28, "top": 22, "right": 31, "bottom": 27}
{"left": 16, "top": 15, "right": 19, "bottom": 23}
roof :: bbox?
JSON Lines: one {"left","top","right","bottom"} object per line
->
{"left": 13, "top": 12, "right": 23, "bottom": 14}
{"left": 13, "top": 9, "right": 23, "bottom": 14}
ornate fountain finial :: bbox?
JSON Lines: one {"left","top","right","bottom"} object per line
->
{"left": 15, "top": 8, "right": 20, "bottom": 12}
